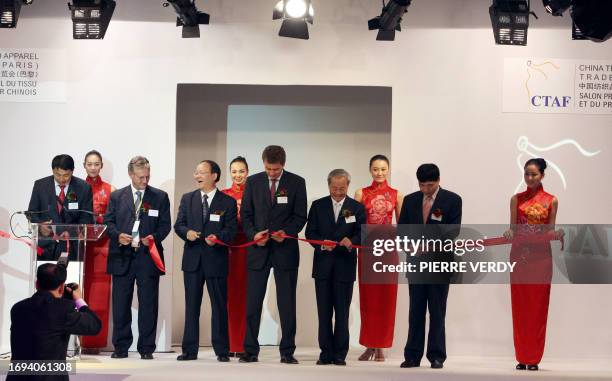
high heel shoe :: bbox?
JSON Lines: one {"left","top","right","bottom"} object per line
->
{"left": 527, "top": 364, "right": 539, "bottom": 371}
{"left": 516, "top": 363, "right": 526, "bottom": 370}
{"left": 358, "top": 348, "right": 375, "bottom": 361}
{"left": 374, "top": 348, "right": 385, "bottom": 362}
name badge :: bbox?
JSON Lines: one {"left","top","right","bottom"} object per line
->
{"left": 68, "top": 202, "right": 79, "bottom": 210}
{"left": 431, "top": 214, "right": 442, "bottom": 222}
{"left": 131, "top": 220, "right": 140, "bottom": 234}
{"left": 277, "top": 196, "right": 288, "bottom": 204}
{"left": 148, "top": 209, "right": 159, "bottom": 217}
{"left": 345, "top": 215, "right": 356, "bottom": 224}
{"left": 210, "top": 214, "right": 221, "bottom": 222}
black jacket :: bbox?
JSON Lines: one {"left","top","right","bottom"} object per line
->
{"left": 27, "top": 176, "right": 94, "bottom": 261}
{"left": 104, "top": 185, "right": 171, "bottom": 276}
{"left": 174, "top": 189, "right": 238, "bottom": 277}
{"left": 306, "top": 196, "right": 366, "bottom": 282}
{"left": 8, "top": 291, "right": 101, "bottom": 381}
{"left": 240, "top": 171, "right": 307, "bottom": 271}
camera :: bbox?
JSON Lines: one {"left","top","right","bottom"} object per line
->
{"left": 63, "top": 283, "right": 78, "bottom": 300}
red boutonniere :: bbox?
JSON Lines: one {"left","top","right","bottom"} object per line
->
{"left": 213, "top": 210, "right": 226, "bottom": 216}
{"left": 66, "top": 191, "right": 77, "bottom": 202}
{"left": 342, "top": 209, "right": 354, "bottom": 218}
{"left": 140, "top": 202, "right": 152, "bottom": 214}
{"left": 432, "top": 208, "right": 443, "bottom": 218}
{"left": 275, "top": 188, "right": 288, "bottom": 197}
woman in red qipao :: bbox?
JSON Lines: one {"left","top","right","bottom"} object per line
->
{"left": 81, "top": 150, "right": 115, "bottom": 354}
{"left": 354, "top": 154, "right": 403, "bottom": 362}
{"left": 504, "top": 158, "right": 564, "bottom": 371}
{"left": 222, "top": 156, "right": 249, "bottom": 357}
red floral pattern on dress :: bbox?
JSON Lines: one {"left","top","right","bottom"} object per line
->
{"left": 361, "top": 180, "right": 397, "bottom": 225}
{"left": 86, "top": 176, "right": 112, "bottom": 224}
{"left": 222, "top": 182, "right": 246, "bottom": 243}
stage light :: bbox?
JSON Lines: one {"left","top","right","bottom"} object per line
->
{"left": 368, "top": 0, "right": 412, "bottom": 41}
{"left": 68, "top": 0, "right": 115, "bottom": 39}
{"left": 571, "top": 0, "right": 612, "bottom": 42}
{"left": 542, "top": 0, "right": 571, "bottom": 16}
{"left": 163, "top": 0, "right": 209, "bottom": 39}
{"left": 273, "top": 0, "right": 314, "bottom": 40}
{"left": 489, "top": 0, "right": 536, "bottom": 45}
{"left": 0, "top": 0, "right": 31, "bottom": 28}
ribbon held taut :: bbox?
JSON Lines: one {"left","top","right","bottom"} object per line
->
{"left": 208, "top": 231, "right": 370, "bottom": 250}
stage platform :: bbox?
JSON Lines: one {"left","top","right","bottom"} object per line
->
{"left": 56, "top": 347, "right": 612, "bottom": 381}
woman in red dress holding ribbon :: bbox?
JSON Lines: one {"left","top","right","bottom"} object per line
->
{"left": 81, "top": 150, "right": 115, "bottom": 354}
{"left": 354, "top": 154, "right": 403, "bottom": 362}
{"left": 504, "top": 158, "right": 563, "bottom": 371}
{"left": 222, "top": 156, "right": 249, "bottom": 357}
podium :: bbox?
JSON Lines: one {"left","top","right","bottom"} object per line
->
{"left": 29, "top": 223, "right": 107, "bottom": 357}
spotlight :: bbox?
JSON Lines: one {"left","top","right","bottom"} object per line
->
{"left": 489, "top": 0, "right": 537, "bottom": 45}
{"left": 273, "top": 0, "right": 314, "bottom": 40}
{"left": 571, "top": 0, "right": 612, "bottom": 42}
{"left": 542, "top": 0, "right": 571, "bottom": 16}
{"left": 68, "top": 0, "right": 115, "bottom": 39}
{"left": 368, "top": 0, "right": 412, "bottom": 41}
{"left": 163, "top": 0, "right": 209, "bottom": 39}
{"left": 0, "top": 0, "right": 32, "bottom": 28}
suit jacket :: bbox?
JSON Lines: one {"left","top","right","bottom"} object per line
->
{"left": 240, "top": 170, "right": 307, "bottom": 271}
{"left": 27, "top": 175, "right": 94, "bottom": 260}
{"left": 306, "top": 196, "right": 366, "bottom": 283}
{"left": 174, "top": 189, "right": 238, "bottom": 277}
{"left": 398, "top": 187, "right": 462, "bottom": 283}
{"left": 8, "top": 291, "right": 101, "bottom": 381}
{"left": 104, "top": 185, "right": 171, "bottom": 276}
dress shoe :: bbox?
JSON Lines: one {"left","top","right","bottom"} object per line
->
{"left": 238, "top": 354, "right": 258, "bottom": 363}
{"left": 431, "top": 359, "right": 444, "bottom": 369}
{"left": 400, "top": 360, "right": 420, "bottom": 368}
{"left": 334, "top": 359, "right": 346, "bottom": 366}
{"left": 110, "top": 352, "right": 128, "bottom": 359}
{"left": 140, "top": 353, "right": 154, "bottom": 360}
{"left": 316, "top": 359, "right": 332, "bottom": 365}
{"left": 527, "top": 364, "right": 539, "bottom": 371}
{"left": 177, "top": 353, "right": 197, "bottom": 361}
{"left": 516, "top": 363, "right": 526, "bottom": 370}
{"left": 280, "top": 355, "right": 299, "bottom": 364}
{"left": 217, "top": 355, "right": 230, "bottom": 362}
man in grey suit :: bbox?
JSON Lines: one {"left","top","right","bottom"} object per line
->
{"left": 239, "top": 146, "right": 307, "bottom": 364}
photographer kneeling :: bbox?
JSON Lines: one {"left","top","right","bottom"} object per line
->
{"left": 8, "top": 263, "right": 102, "bottom": 381}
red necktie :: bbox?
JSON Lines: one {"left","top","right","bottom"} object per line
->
{"left": 270, "top": 179, "right": 277, "bottom": 202}
{"left": 422, "top": 196, "right": 433, "bottom": 224}
{"left": 57, "top": 185, "right": 66, "bottom": 214}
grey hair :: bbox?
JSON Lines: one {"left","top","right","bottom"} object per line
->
{"left": 128, "top": 156, "right": 150, "bottom": 173}
{"left": 327, "top": 169, "right": 351, "bottom": 185}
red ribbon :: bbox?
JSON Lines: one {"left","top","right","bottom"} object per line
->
{"left": 145, "top": 235, "right": 166, "bottom": 273}
{"left": 0, "top": 230, "right": 44, "bottom": 256}
{"left": 208, "top": 231, "right": 369, "bottom": 250}
{"left": 483, "top": 232, "right": 564, "bottom": 250}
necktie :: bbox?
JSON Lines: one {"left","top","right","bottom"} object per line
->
{"left": 422, "top": 196, "right": 433, "bottom": 224}
{"left": 270, "top": 179, "right": 277, "bottom": 202}
{"left": 134, "top": 191, "right": 142, "bottom": 218}
{"left": 202, "top": 194, "right": 209, "bottom": 225}
{"left": 334, "top": 202, "right": 341, "bottom": 222}
{"left": 57, "top": 185, "right": 66, "bottom": 215}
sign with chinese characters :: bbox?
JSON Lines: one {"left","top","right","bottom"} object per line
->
{"left": 0, "top": 49, "right": 66, "bottom": 102}
{"left": 503, "top": 58, "right": 612, "bottom": 115}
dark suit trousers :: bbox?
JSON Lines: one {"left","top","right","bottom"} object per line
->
{"left": 244, "top": 258, "right": 298, "bottom": 357}
{"left": 111, "top": 257, "right": 159, "bottom": 354}
{"left": 315, "top": 278, "right": 353, "bottom": 361}
{"left": 404, "top": 284, "right": 449, "bottom": 364}
{"left": 182, "top": 265, "right": 229, "bottom": 356}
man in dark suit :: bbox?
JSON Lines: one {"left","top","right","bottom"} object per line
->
{"left": 305, "top": 169, "right": 365, "bottom": 366}
{"left": 174, "top": 160, "right": 238, "bottom": 362}
{"left": 8, "top": 263, "right": 101, "bottom": 381}
{"left": 239, "top": 145, "right": 307, "bottom": 364}
{"left": 104, "top": 156, "right": 171, "bottom": 360}
{"left": 398, "top": 163, "right": 462, "bottom": 370}
{"left": 28, "top": 154, "right": 94, "bottom": 261}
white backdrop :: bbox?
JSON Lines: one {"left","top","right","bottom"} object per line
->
{"left": 1, "top": 0, "right": 611, "bottom": 358}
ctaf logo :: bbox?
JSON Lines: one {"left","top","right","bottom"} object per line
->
{"left": 525, "top": 60, "right": 572, "bottom": 108}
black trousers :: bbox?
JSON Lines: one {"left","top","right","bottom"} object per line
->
{"left": 111, "top": 260, "right": 159, "bottom": 354}
{"left": 404, "top": 284, "right": 449, "bottom": 364}
{"left": 182, "top": 266, "right": 229, "bottom": 356}
{"left": 244, "top": 260, "right": 298, "bottom": 357}
{"left": 315, "top": 278, "right": 353, "bottom": 361}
